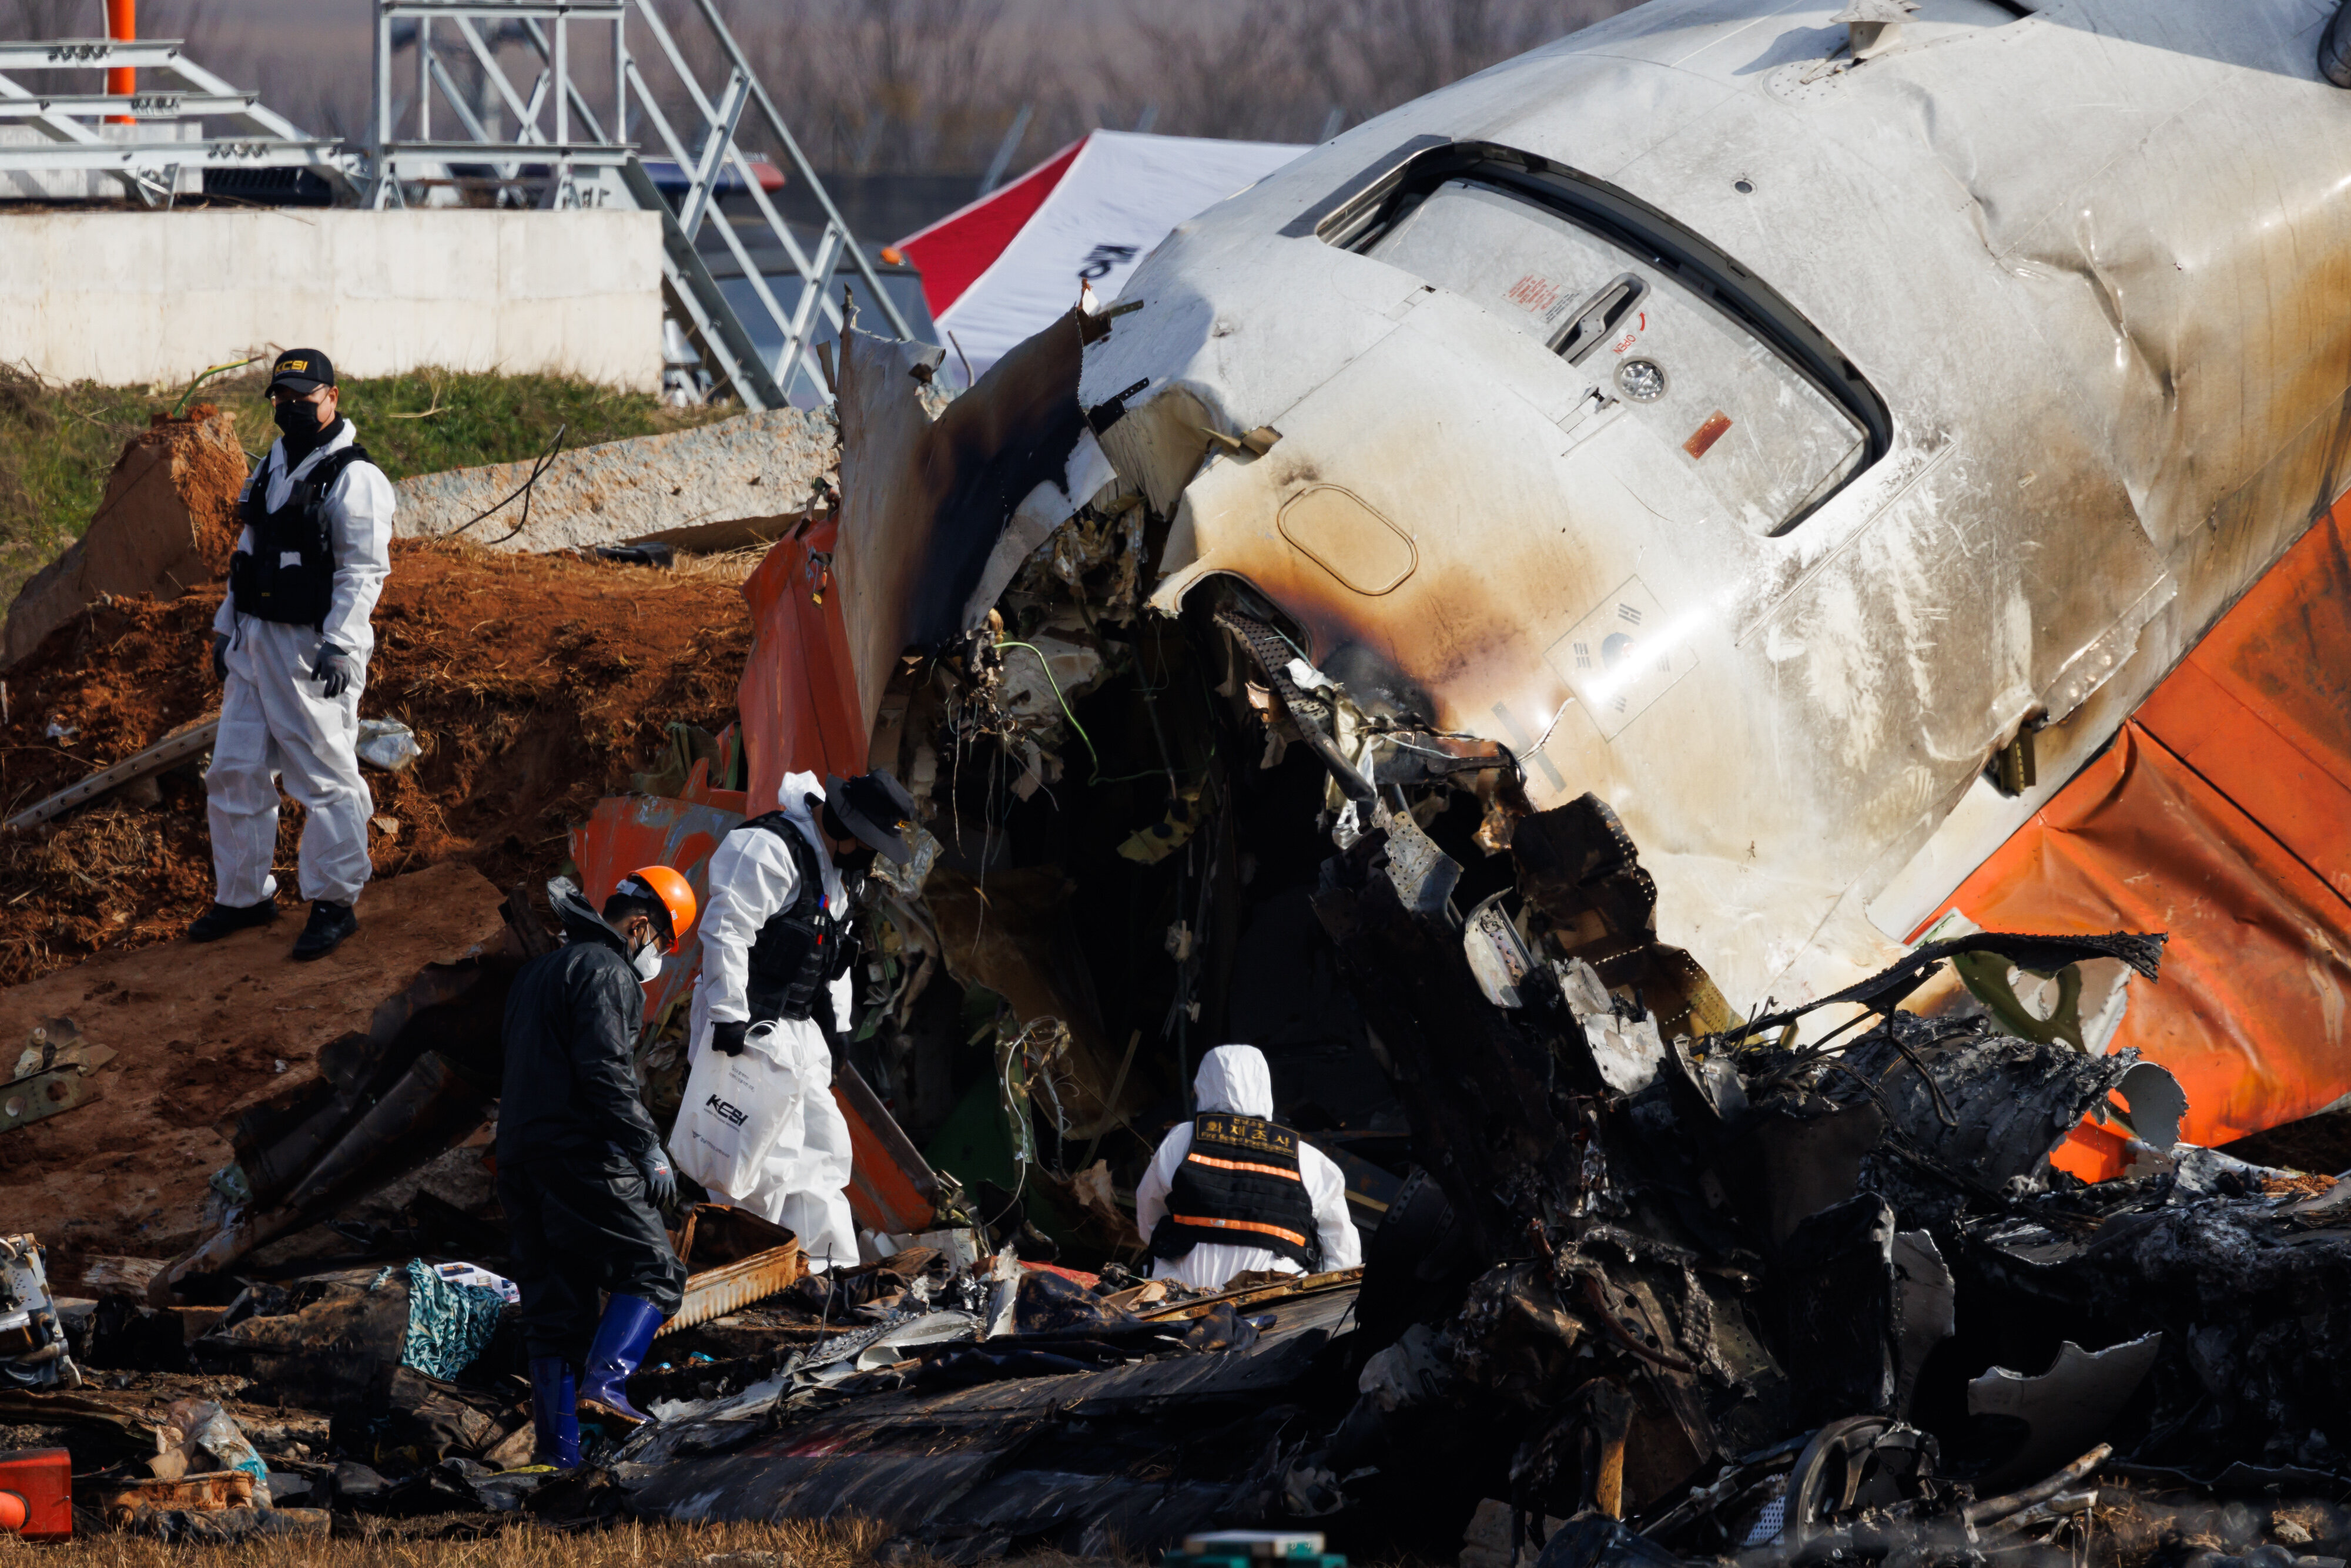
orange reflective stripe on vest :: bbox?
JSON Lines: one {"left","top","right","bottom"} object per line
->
{"left": 1185, "top": 1151, "right": 1304, "bottom": 1182}
{"left": 1167, "top": 1214, "right": 1311, "bottom": 1249}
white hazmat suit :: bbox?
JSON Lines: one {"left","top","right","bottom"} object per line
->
{"left": 206, "top": 421, "right": 395, "bottom": 910}
{"left": 1134, "top": 1044, "right": 1363, "bottom": 1291}
{"left": 668, "top": 772, "right": 860, "bottom": 1272}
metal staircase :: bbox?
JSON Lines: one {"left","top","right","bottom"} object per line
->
{"left": 366, "top": 0, "right": 916, "bottom": 408}
{"left": 0, "top": 36, "right": 356, "bottom": 206}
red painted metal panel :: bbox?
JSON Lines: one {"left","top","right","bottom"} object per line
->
{"left": 838, "top": 1097, "right": 936, "bottom": 1236}
{"left": 568, "top": 795, "right": 746, "bottom": 1025}
{"left": 737, "top": 520, "right": 868, "bottom": 818}
{"left": 833, "top": 1063, "right": 939, "bottom": 1235}
{"left": 1940, "top": 725, "right": 2351, "bottom": 1164}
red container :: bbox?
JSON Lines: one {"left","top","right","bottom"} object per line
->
{"left": 0, "top": 1447, "right": 71, "bottom": 1541}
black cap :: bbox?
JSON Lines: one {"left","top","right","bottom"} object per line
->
{"left": 822, "top": 770, "right": 918, "bottom": 865}
{"left": 266, "top": 349, "right": 336, "bottom": 397}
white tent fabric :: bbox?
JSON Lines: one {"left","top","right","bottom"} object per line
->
{"left": 905, "top": 131, "right": 1305, "bottom": 381}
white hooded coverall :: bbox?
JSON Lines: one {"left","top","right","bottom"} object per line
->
{"left": 1134, "top": 1044, "right": 1363, "bottom": 1291}
{"left": 670, "top": 771, "right": 861, "bottom": 1272}
{"left": 207, "top": 422, "right": 396, "bottom": 910}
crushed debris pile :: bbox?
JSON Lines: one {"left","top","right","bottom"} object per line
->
{"left": 583, "top": 920, "right": 2351, "bottom": 1567}
{"left": 0, "top": 539, "right": 753, "bottom": 988}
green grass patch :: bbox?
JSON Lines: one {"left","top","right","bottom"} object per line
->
{"left": 0, "top": 363, "right": 736, "bottom": 611}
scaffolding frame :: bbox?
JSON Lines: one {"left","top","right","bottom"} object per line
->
{"left": 0, "top": 38, "right": 356, "bottom": 206}
{"left": 367, "top": 0, "right": 915, "bottom": 408}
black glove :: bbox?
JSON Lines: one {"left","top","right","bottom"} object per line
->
{"left": 709, "top": 1019, "right": 750, "bottom": 1057}
{"left": 311, "top": 643, "right": 355, "bottom": 699}
{"left": 210, "top": 632, "right": 229, "bottom": 682}
{"left": 637, "top": 1150, "right": 677, "bottom": 1211}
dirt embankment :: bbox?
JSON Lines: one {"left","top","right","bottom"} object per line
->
{"left": 0, "top": 540, "right": 754, "bottom": 987}
{"left": 0, "top": 861, "right": 510, "bottom": 1261}
{"left": 2, "top": 406, "right": 247, "bottom": 666}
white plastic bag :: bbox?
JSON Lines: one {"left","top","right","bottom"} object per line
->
{"left": 355, "top": 718, "right": 421, "bottom": 772}
{"left": 668, "top": 1020, "right": 859, "bottom": 1269}
{"left": 163, "top": 1398, "right": 271, "bottom": 1506}
{"left": 669, "top": 1029, "right": 803, "bottom": 1204}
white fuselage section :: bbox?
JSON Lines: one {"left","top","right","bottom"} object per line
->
{"left": 1079, "top": 0, "right": 2351, "bottom": 1013}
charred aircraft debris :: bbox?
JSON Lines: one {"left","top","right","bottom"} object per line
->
{"left": 8, "top": 0, "right": 2351, "bottom": 1556}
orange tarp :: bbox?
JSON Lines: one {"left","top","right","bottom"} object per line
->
{"left": 737, "top": 518, "right": 868, "bottom": 816}
{"left": 1925, "top": 505, "right": 2351, "bottom": 1176}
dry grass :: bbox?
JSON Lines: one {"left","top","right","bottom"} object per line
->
{"left": 666, "top": 546, "right": 772, "bottom": 585}
{"left": 6, "top": 1518, "right": 1143, "bottom": 1568}
{"left": 9, "top": 1516, "right": 903, "bottom": 1568}
{"left": 0, "top": 362, "right": 736, "bottom": 613}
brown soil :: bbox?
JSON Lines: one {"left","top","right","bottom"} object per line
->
{"left": 145, "top": 404, "right": 249, "bottom": 571}
{"left": 0, "top": 861, "right": 508, "bottom": 1262}
{"left": 0, "top": 538, "right": 754, "bottom": 988}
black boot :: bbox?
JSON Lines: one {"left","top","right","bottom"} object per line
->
{"left": 2323, "top": 0, "right": 2351, "bottom": 86}
{"left": 290, "top": 900, "right": 357, "bottom": 960}
{"left": 187, "top": 897, "right": 278, "bottom": 942}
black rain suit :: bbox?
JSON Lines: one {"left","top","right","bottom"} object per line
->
{"left": 496, "top": 889, "right": 685, "bottom": 1361}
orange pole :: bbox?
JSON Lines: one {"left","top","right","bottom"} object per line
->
{"left": 105, "top": 0, "right": 135, "bottom": 123}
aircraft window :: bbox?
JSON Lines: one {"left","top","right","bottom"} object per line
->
{"left": 1364, "top": 177, "right": 1867, "bottom": 535}
{"left": 1307, "top": 145, "right": 1890, "bottom": 535}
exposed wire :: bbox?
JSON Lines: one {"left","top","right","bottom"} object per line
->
{"left": 1532, "top": 696, "right": 1576, "bottom": 753}
{"left": 1257, "top": 619, "right": 1311, "bottom": 668}
{"left": 446, "top": 422, "right": 570, "bottom": 542}
{"left": 1376, "top": 733, "right": 1461, "bottom": 760}
{"left": 993, "top": 640, "right": 1101, "bottom": 780}
{"left": 485, "top": 422, "right": 571, "bottom": 545}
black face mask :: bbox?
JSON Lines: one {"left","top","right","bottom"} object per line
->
{"left": 809, "top": 798, "right": 874, "bottom": 878}
{"left": 273, "top": 397, "right": 326, "bottom": 447}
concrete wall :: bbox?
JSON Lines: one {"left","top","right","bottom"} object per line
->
{"left": 0, "top": 209, "right": 662, "bottom": 390}
{"left": 394, "top": 407, "right": 839, "bottom": 555}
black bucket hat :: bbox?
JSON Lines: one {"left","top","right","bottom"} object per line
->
{"left": 823, "top": 769, "right": 918, "bottom": 865}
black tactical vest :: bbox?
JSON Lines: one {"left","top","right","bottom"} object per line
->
{"left": 227, "top": 441, "right": 373, "bottom": 629}
{"left": 1148, "top": 1111, "right": 1323, "bottom": 1271}
{"left": 740, "top": 812, "right": 846, "bottom": 1024}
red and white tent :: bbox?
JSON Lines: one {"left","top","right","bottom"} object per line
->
{"left": 898, "top": 129, "right": 1305, "bottom": 381}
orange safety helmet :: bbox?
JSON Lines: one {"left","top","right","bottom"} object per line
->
{"left": 614, "top": 865, "right": 698, "bottom": 952}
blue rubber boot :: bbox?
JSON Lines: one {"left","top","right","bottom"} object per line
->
{"left": 527, "top": 1356, "right": 581, "bottom": 1469}
{"left": 575, "top": 1294, "right": 665, "bottom": 1427}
